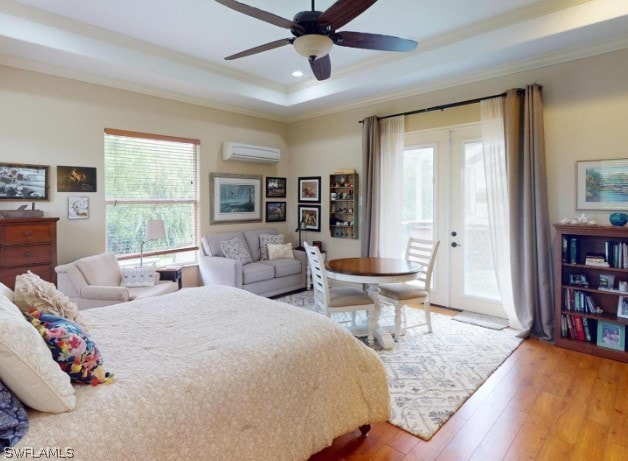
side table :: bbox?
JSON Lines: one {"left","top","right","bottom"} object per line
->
{"left": 156, "top": 266, "right": 183, "bottom": 290}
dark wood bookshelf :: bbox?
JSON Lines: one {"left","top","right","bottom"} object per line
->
{"left": 554, "top": 224, "right": 628, "bottom": 363}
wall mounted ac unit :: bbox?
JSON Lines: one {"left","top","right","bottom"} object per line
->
{"left": 222, "top": 142, "right": 281, "bottom": 164}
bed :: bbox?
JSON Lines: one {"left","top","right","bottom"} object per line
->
{"left": 11, "top": 285, "right": 390, "bottom": 460}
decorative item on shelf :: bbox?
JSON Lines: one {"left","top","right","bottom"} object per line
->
{"left": 609, "top": 212, "right": 628, "bottom": 226}
{"left": 140, "top": 219, "right": 165, "bottom": 267}
{"left": 0, "top": 202, "right": 44, "bottom": 218}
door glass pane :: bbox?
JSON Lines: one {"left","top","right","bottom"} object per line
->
{"left": 463, "top": 141, "right": 500, "bottom": 300}
{"left": 402, "top": 146, "right": 434, "bottom": 257}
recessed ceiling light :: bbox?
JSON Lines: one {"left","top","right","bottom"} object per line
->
{"left": 292, "top": 70, "right": 304, "bottom": 77}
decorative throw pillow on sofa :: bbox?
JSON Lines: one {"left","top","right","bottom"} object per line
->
{"left": 24, "top": 310, "right": 114, "bottom": 386}
{"left": 13, "top": 271, "right": 88, "bottom": 329}
{"left": 259, "top": 233, "right": 285, "bottom": 260}
{"left": 268, "top": 243, "right": 294, "bottom": 260}
{"left": 0, "top": 379, "right": 29, "bottom": 449}
{"left": 220, "top": 236, "right": 253, "bottom": 264}
{"left": 120, "top": 266, "right": 156, "bottom": 288}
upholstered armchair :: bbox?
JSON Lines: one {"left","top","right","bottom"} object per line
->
{"left": 55, "top": 252, "right": 178, "bottom": 309}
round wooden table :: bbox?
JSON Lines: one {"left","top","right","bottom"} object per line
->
{"left": 325, "top": 257, "right": 422, "bottom": 349}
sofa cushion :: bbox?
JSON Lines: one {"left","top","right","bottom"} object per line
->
{"left": 259, "top": 233, "right": 285, "bottom": 260}
{"left": 202, "top": 232, "right": 245, "bottom": 257}
{"left": 220, "top": 236, "right": 253, "bottom": 264}
{"left": 0, "top": 378, "right": 29, "bottom": 448}
{"left": 242, "top": 262, "right": 275, "bottom": 285}
{"left": 262, "top": 259, "right": 302, "bottom": 278}
{"left": 244, "top": 229, "right": 277, "bottom": 262}
{"left": 76, "top": 253, "right": 122, "bottom": 286}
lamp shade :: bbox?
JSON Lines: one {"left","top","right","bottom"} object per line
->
{"left": 293, "top": 34, "right": 333, "bottom": 60}
{"left": 145, "top": 219, "right": 165, "bottom": 241}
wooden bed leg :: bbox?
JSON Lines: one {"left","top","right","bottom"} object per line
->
{"left": 359, "top": 424, "right": 371, "bottom": 437}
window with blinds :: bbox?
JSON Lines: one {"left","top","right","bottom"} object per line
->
{"left": 104, "top": 129, "right": 199, "bottom": 263}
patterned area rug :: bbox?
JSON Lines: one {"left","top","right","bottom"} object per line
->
{"left": 275, "top": 290, "right": 523, "bottom": 440}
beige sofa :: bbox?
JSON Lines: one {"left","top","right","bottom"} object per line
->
{"left": 198, "top": 228, "right": 306, "bottom": 297}
{"left": 55, "top": 252, "right": 178, "bottom": 309}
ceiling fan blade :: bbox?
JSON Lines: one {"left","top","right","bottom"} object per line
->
{"left": 333, "top": 31, "right": 417, "bottom": 52}
{"left": 318, "top": 0, "right": 377, "bottom": 30}
{"left": 309, "top": 55, "right": 331, "bottom": 81}
{"left": 225, "top": 38, "right": 293, "bottom": 60}
{"left": 215, "top": 0, "right": 303, "bottom": 32}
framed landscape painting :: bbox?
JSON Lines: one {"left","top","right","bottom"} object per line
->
{"left": 577, "top": 159, "right": 628, "bottom": 210}
{"left": 265, "top": 177, "right": 286, "bottom": 198}
{"left": 0, "top": 162, "right": 50, "bottom": 200}
{"left": 265, "top": 201, "right": 286, "bottom": 222}
{"left": 210, "top": 173, "right": 262, "bottom": 224}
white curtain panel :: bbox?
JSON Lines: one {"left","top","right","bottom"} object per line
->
{"left": 377, "top": 116, "right": 405, "bottom": 258}
{"left": 480, "top": 98, "right": 521, "bottom": 330}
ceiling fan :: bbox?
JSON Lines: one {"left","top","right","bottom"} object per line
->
{"left": 215, "top": 0, "right": 418, "bottom": 81}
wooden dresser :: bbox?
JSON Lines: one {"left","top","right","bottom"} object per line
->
{"left": 0, "top": 217, "right": 59, "bottom": 290}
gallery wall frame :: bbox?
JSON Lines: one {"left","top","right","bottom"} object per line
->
{"left": 0, "top": 162, "right": 50, "bottom": 201}
{"left": 57, "top": 166, "right": 97, "bottom": 192}
{"left": 210, "top": 173, "right": 262, "bottom": 224}
{"left": 298, "top": 176, "right": 321, "bottom": 203}
{"left": 298, "top": 204, "right": 321, "bottom": 232}
{"left": 576, "top": 159, "right": 628, "bottom": 210}
{"left": 265, "top": 177, "right": 286, "bottom": 198}
{"left": 68, "top": 196, "right": 89, "bottom": 220}
{"left": 265, "top": 201, "right": 286, "bottom": 222}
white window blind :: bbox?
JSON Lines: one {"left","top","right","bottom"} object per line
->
{"left": 104, "top": 129, "right": 199, "bottom": 261}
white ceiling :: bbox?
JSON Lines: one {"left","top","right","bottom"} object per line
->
{"left": 1, "top": 0, "right": 627, "bottom": 121}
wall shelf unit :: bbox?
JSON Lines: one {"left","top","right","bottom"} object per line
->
{"left": 554, "top": 224, "right": 627, "bottom": 363}
{"left": 329, "top": 172, "right": 358, "bottom": 239}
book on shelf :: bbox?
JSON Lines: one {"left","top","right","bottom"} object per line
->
{"left": 570, "top": 237, "right": 578, "bottom": 264}
{"left": 573, "top": 316, "right": 586, "bottom": 341}
{"left": 582, "top": 317, "right": 592, "bottom": 342}
{"left": 585, "top": 252, "right": 609, "bottom": 267}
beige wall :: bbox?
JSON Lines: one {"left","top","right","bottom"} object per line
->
{"left": 2, "top": 47, "right": 627, "bottom": 272}
{"left": 288, "top": 48, "right": 628, "bottom": 258}
{"left": 0, "top": 65, "right": 297, "bottom": 273}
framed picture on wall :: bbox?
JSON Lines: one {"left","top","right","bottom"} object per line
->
{"left": 266, "top": 177, "right": 286, "bottom": 198}
{"left": 57, "top": 166, "right": 97, "bottom": 192}
{"left": 298, "top": 176, "right": 321, "bottom": 203}
{"left": 68, "top": 196, "right": 89, "bottom": 219}
{"left": 0, "top": 162, "right": 50, "bottom": 201}
{"left": 298, "top": 204, "right": 321, "bottom": 232}
{"left": 576, "top": 159, "right": 628, "bottom": 210}
{"left": 265, "top": 201, "right": 286, "bottom": 222}
{"left": 210, "top": 173, "right": 262, "bottom": 224}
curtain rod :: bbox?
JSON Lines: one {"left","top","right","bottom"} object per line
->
{"left": 359, "top": 88, "right": 524, "bottom": 123}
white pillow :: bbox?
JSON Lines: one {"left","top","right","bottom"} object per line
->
{"left": 259, "top": 233, "right": 285, "bottom": 260}
{"left": 120, "top": 266, "right": 156, "bottom": 287}
{"left": 220, "top": 236, "right": 253, "bottom": 264}
{"left": 0, "top": 282, "right": 13, "bottom": 301}
{"left": 0, "top": 295, "right": 76, "bottom": 413}
{"left": 268, "top": 243, "right": 294, "bottom": 260}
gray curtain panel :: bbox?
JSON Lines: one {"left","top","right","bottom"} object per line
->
{"left": 361, "top": 116, "right": 380, "bottom": 257}
{"left": 504, "top": 85, "right": 554, "bottom": 340}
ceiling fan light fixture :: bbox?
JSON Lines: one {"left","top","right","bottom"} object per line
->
{"left": 293, "top": 34, "right": 333, "bottom": 60}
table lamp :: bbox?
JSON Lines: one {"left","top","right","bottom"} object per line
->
{"left": 295, "top": 218, "right": 306, "bottom": 251}
{"left": 140, "top": 219, "right": 165, "bottom": 266}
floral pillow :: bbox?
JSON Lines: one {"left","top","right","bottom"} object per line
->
{"left": 0, "top": 379, "right": 28, "bottom": 449}
{"left": 259, "top": 233, "right": 285, "bottom": 260}
{"left": 24, "top": 310, "right": 114, "bottom": 386}
{"left": 220, "top": 236, "right": 253, "bottom": 264}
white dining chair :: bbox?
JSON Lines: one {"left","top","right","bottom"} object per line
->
{"left": 303, "top": 242, "right": 377, "bottom": 344}
{"left": 378, "top": 238, "right": 440, "bottom": 336}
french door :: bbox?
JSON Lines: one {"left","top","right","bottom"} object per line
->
{"left": 402, "top": 124, "right": 507, "bottom": 317}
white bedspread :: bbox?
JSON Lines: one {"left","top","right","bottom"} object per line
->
{"left": 16, "top": 286, "right": 390, "bottom": 461}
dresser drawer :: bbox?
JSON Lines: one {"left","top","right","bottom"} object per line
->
{"left": 1, "top": 243, "right": 52, "bottom": 267}
{"left": 2, "top": 223, "right": 52, "bottom": 244}
{"left": 0, "top": 265, "right": 53, "bottom": 290}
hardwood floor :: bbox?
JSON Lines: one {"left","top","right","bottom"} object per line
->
{"left": 309, "top": 307, "right": 627, "bottom": 461}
